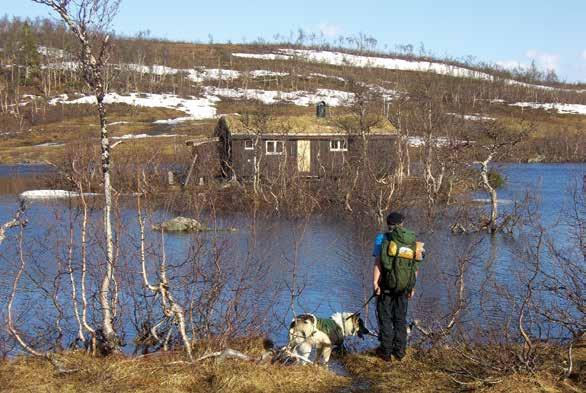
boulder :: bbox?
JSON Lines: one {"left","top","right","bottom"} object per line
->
{"left": 152, "top": 216, "right": 206, "bottom": 232}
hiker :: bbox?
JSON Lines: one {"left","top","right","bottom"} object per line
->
{"left": 372, "top": 212, "right": 423, "bottom": 361}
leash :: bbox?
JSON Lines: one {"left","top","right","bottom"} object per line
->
{"left": 346, "top": 291, "right": 377, "bottom": 320}
{"left": 345, "top": 291, "right": 380, "bottom": 338}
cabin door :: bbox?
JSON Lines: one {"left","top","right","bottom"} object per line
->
{"left": 297, "top": 140, "right": 311, "bottom": 173}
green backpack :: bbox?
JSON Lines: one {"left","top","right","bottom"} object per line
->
{"left": 380, "top": 227, "right": 420, "bottom": 293}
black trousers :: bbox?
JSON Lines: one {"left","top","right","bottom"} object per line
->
{"left": 376, "top": 292, "right": 408, "bottom": 358}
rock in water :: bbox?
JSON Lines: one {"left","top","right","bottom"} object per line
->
{"left": 528, "top": 154, "right": 545, "bottom": 163}
{"left": 152, "top": 216, "right": 206, "bottom": 232}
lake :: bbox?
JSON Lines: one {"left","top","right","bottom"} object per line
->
{"left": 0, "top": 163, "right": 584, "bottom": 353}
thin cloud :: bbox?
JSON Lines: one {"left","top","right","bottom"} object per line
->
{"left": 496, "top": 60, "right": 528, "bottom": 70}
{"left": 317, "top": 22, "right": 342, "bottom": 38}
{"left": 581, "top": 50, "right": 586, "bottom": 61}
{"left": 525, "top": 49, "right": 560, "bottom": 72}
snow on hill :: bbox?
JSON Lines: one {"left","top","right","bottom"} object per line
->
{"left": 49, "top": 93, "right": 219, "bottom": 122}
{"left": 33, "top": 48, "right": 586, "bottom": 125}
{"left": 46, "top": 60, "right": 290, "bottom": 82}
{"left": 510, "top": 102, "right": 586, "bottom": 115}
{"left": 202, "top": 86, "right": 353, "bottom": 106}
{"left": 236, "top": 49, "right": 493, "bottom": 80}
{"left": 234, "top": 49, "right": 581, "bottom": 93}
{"left": 48, "top": 87, "right": 355, "bottom": 124}
{"left": 43, "top": 87, "right": 586, "bottom": 127}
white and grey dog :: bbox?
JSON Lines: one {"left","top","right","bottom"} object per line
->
{"left": 287, "top": 312, "right": 370, "bottom": 364}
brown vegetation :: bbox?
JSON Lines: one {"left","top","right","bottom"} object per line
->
{"left": 0, "top": 341, "right": 583, "bottom": 392}
{"left": 343, "top": 344, "right": 585, "bottom": 393}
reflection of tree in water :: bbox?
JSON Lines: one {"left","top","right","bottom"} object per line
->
{"left": 477, "top": 235, "right": 499, "bottom": 324}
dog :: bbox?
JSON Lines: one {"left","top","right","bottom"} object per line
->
{"left": 287, "top": 312, "right": 370, "bottom": 364}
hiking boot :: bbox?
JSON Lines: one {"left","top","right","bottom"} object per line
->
{"left": 375, "top": 347, "right": 393, "bottom": 361}
{"left": 392, "top": 352, "right": 405, "bottom": 362}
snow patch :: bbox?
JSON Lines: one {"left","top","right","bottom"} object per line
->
{"left": 112, "top": 133, "right": 185, "bottom": 140}
{"left": 235, "top": 49, "right": 583, "bottom": 93}
{"left": 49, "top": 92, "right": 218, "bottom": 123}
{"left": 203, "top": 86, "right": 353, "bottom": 107}
{"left": 232, "top": 53, "right": 291, "bottom": 61}
{"left": 107, "top": 121, "right": 131, "bottom": 126}
{"left": 32, "top": 142, "right": 64, "bottom": 148}
{"left": 121, "top": 63, "right": 287, "bottom": 82}
{"left": 249, "top": 69, "right": 288, "bottom": 78}
{"left": 37, "top": 46, "right": 65, "bottom": 58}
{"left": 186, "top": 68, "right": 241, "bottom": 82}
{"left": 509, "top": 102, "right": 586, "bottom": 115}
{"left": 48, "top": 85, "right": 356, "bottom": 124}
{"left": 48, "top": 93, "right": 70, "bottom": 105}
{"left": 187, "top": 68, "right": 288, "bottom": 82}
{"left": 20, "top": 190, "right": 100, "bottom": 200}
{"left": 446, "top": 113, "right": 496, "bottom": 121}
{"left": 279, "top": 48, "right": 495, "bottom": 80}
{"left": 408, "top": 136, "right": 452, "bottom": 147}
{"left": 44, "top": 61, "right": 79, "bottom": 71}
{"left": 122, "top": 64, "right": 179, "bottom": 76}
{"left": 308, "top": 73, "right": 345, "bottom": 82}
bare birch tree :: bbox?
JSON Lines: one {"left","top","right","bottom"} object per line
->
{"left": 31, "top": 0, "right": 122, "bottom": 353}
{"left": 473, "top": 124, "right": 527, "bottom": 233}
{"left": 136, "top": 185, "right": 194, "bottom": 361}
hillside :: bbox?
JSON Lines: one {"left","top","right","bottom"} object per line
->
{"left": 1, "top": 18, "right": 585, "bottom": 164}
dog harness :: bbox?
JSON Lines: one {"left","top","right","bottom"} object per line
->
{"left": 316, "top": 318, "right": 344, "bottom": 346}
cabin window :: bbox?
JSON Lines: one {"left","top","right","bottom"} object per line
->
{"left": 266, "top": 140, "right": 284, "bottom": 155}
{"left": 329, "top": 139, "right": 348, "bottom": 152}
{"left": 244, "top": 139, "right": 254, "bottom": 150}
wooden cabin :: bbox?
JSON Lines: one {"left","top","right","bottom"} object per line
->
{"left": 186, "top": 111, "right": 398, "bottom": 182}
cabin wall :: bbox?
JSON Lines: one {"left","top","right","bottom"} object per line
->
{"left": 312, "top": 137, "right": 397, "bottom": 177}
{"left": 231, "top": 139, "right": 254, "bottom": 178}
{"left": 231, "top": 138, "right": 297, "bottom": 178}
{"left": 258, "top": 139, "right": 297, "bottom": 177}
{"left": 228, "top": 135, "right": 397, "bottom": 179}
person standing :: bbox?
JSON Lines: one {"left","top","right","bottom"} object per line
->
{"left": 372, "top": 212, "right": 423, "bottom": 361}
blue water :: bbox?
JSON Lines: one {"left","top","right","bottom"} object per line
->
{"left": 0, "top": 164, "right": 53, "bottom": 177}
{"left": 0, "top": 163, "right": 583, "bottom": 353}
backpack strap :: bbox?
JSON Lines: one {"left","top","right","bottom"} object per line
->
{"left": 385, "top": 232, "right": 399, "bottom": 291}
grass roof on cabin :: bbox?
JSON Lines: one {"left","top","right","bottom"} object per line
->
{"left": 220, "top": 114, "right": 396, "bottom": 135}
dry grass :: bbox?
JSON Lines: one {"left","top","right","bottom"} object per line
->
{"left": 342, "top": 345, "right": 585, "bottom": 393}
{"left": 0, "top": 353, "right": 350, "bottom": 393}
{"left": 342, "top": 350, "right": 454, "bottom": 392}
{"left": 0, "top": 339, "right": 349, "bottom": 393}
{"left": 1, "top": 343, "right": 583, "bottom": 393}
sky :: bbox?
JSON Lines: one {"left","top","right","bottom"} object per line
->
{"left": 3, "top": 0, "right": 585, "bottom": 82}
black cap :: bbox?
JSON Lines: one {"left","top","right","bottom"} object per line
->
{"left": 386, "top": 212, "right": 404, "bottom": 226}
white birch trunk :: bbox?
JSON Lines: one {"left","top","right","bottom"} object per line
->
{"left": 478, "top": 153, "right": 498, "bottom": 233}
{"left": 97, "top": 97, "right": 117, "bottom": 342}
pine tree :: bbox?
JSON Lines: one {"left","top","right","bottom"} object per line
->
{"left": 17, "top": 22, "right": 40, "bottom": 85}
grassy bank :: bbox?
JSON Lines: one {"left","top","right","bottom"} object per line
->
{"left": 0, "top": 352, "right": 347, "bottom": 393}
{"left": 343, "top": 345, "right": 586, "bottom": 393}
{"left": 1, "top": 340, "right": 583, "bottom": 393}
